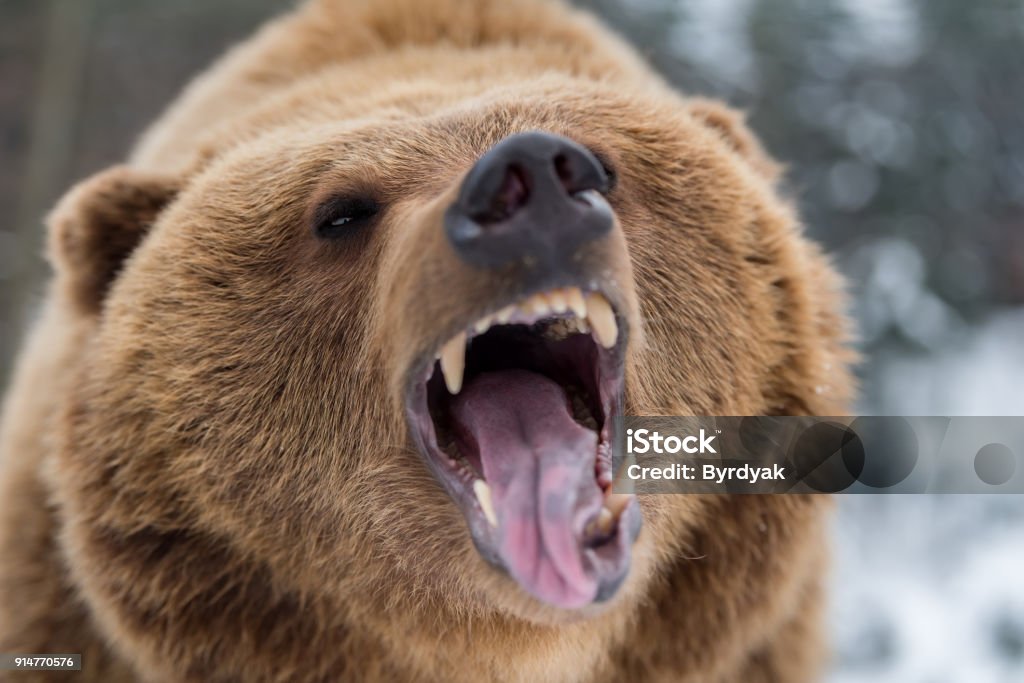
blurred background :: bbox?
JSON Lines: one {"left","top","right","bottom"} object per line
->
{"left": 1, "top": 0, "right": 1022, "bottom": 680}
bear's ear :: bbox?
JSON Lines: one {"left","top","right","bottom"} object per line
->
{"left": 686, "top": 99, "right": 782, "bottom": 184}
{"left": 47, "top": 165, "right": 182, "bottom": 315}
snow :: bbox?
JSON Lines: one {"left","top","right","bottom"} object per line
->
{"left": 830, "top": 309, "right": 1024, "bottom": 681}
{"left": 830, "top": 496, "right": 1024, "bottom": 683}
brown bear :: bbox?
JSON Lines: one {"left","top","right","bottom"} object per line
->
{"left": 0, "top": 0, "right": 854, "bottom": 681}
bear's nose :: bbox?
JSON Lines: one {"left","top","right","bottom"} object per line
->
{"left": 444, "top": 131, "right": 613, "bottom": 270}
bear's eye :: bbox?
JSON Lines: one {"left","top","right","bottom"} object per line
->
{"left": 313, "top": 196, "right": 381, "bottom": 239}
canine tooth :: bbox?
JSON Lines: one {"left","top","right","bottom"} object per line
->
{"left": 585, "top": 507, "right": 616, "bottom": 539}
{"left": 548, "top": 290, "right": 568, "bottom": 313}
{"left": 585, "top": 293, "right": 618, "bottom": 348}
{"left": 566, "top": 287, "right": 587, "bottom": 319}
{"left": 606, "top": 493, "right": 634, "bottom": 517}
{"left": 474, "top": 479, "right": 498, "bottom": 527}
{"left": 440, "top": 332, "right": 466, "bottom": 394}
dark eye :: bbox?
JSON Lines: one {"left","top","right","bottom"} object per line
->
{"left": 313, "top": 197, "right": 381, "bottom": 239}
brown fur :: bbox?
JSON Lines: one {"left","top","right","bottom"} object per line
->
{"left": 0, "top": 0, "right": 854, "bottom": 681}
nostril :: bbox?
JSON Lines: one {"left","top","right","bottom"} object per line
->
{"left": 553, "top": 148, "right": 607, "bottom": 197}
{"left": 554, "top": 153, "right": 573, "bottom": 191}
{"left": 471, "top": 163, "right": 531, "bottom": 224}
{"left": 446, "top": 131, "right": 614, "bottom": 269}
{"left": 499, "top": 164, "right": 530, "bottom": 217}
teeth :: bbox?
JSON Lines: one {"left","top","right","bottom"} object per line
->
{"left": 473, "top": 315, "right": 492, "bottom": 334}
{"left": 474, "top": 479, "right": 498, "bottom": 527}
{"left": 587, "top": 494, "right": 632, "bottom": 538}
{"left": 439, "top": 331, "right": 466, "bottom": 394}
{"left": 544, "top": 318, "right": 575, "bottom": 341}
{"left": 461, "top": 287, "right": 608, "bottom": 340}
{"left": 566, "top": 288, "right": 587, "bottom": 319}
{"left": 495, "top": 305, "right": 514, "bottom": 324}
{"left": 530, "top": 295, "right": 551, "bottom": 317}
{"left": 548, "top": 290, "right": 568, "bottom": 313}
{"left": 437, "top": 288, "right": 617, "bottom": 394}
{"left": 606, "top": 492, "right": 634, "bottom": 517}
{"left": 585, "top": 292, "right": 618, "bottom": 348}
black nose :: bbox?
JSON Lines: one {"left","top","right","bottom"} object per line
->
{"left": 444, "top": 131, "right": 613, "bottom": 270}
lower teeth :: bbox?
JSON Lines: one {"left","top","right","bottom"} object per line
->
{"left": 566, "top": 386, "right": 598, "bottom": 431}
{"left": 542, "top": 318, "right": 586, "bottom": 340}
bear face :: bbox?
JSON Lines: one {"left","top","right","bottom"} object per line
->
{"left": 47, "top": 69, "right": 851, "bottom": 639}
{"left": 0, "top": 3, "right": 864, "bottom": 673}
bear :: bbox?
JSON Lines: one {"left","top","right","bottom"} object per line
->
{"left": 0, "top": 0, "right": 854, "bottom": 681}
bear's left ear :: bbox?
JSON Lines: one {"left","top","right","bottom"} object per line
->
{"left": 47, "top": 165, "right": 182, "bottom": 315}
{"left": 686, "top": 99, "right": 782, "bottom": 184}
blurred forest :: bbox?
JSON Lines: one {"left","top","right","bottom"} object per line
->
{"left": 1, "top": 1, "right": 1022, "bottom": 681}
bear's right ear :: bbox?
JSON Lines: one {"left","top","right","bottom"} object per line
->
{"left": 47, "top": 165, "right": 182, "bottom": 315}
{"left": 686, "top": 99, "right": 782, "bottom": 184}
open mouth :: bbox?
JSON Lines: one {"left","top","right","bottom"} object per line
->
{"left": 405, "top": 286, "right": 640, "bottom": 609}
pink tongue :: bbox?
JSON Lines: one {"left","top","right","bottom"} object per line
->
{"left": 450, "top": 369, "right": 603, "bottom": 608}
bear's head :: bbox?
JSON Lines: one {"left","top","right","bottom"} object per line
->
{"left": 46, "top": 71, "right": 852, "bottom": 631}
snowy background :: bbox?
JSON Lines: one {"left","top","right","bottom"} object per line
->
{"left": 1, "top": 0, "right": 1022, "bottom": 680}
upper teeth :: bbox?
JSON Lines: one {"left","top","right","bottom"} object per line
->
{"left": 436, "top": 287, "right": 618, "bottom": 395}
{"left": 584, "top": 291, "right": 618, "bottom": 348}
{"left": 439, "top": 330, "right": 467, "bottom": 394}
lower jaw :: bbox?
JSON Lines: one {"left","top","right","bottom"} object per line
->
{"left": 478, "top": 529, "right": 646, "bottom": 624}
